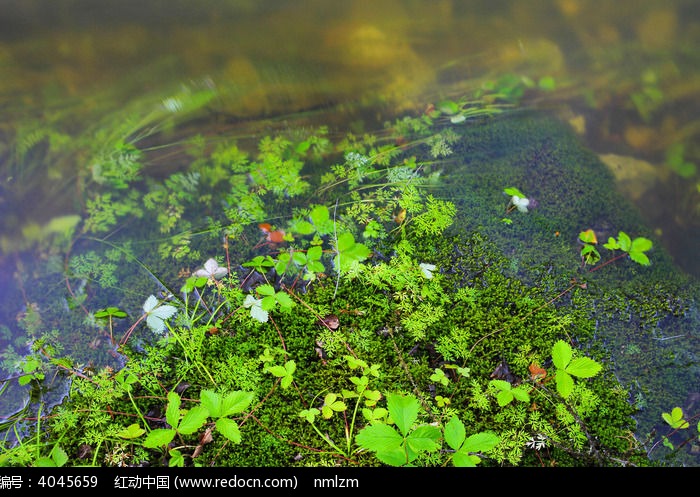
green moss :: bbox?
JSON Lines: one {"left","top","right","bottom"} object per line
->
{"left": 6, "top": 94, "right": 699, "bottom": 468}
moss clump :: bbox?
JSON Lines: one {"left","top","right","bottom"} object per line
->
{"left": 4, "top": 98, "right": 697, "bottom": 467}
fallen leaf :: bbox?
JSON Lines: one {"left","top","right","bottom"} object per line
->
{"left": 529, "top": 363, "right": 547, "bottom": 381}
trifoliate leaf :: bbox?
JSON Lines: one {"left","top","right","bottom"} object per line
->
{"left": 193, "top": 258, "right": 228, "bottom": 279}
{"left": 143, "top": 295, "right": 177, "bottom": 333}
{"left": 243, "top": 294, "right": 268, "bottom": 323}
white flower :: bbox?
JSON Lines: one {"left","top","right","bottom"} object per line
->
{"left": 193, "top": 258, "right": 228, "bottom": 280}
{"left": 419, "top": 263, "right": 436, "bottom": 279}
{"left": 243, "top": 294, "right": 268, "bottom": 323}
{"left": 526, "top": 434, "right": 547, "bottom": 450}
{"left": 511, "top": 195, "right": 530, "bottom": 213}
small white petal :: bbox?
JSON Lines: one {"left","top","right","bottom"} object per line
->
{"left": 419, "top": 263, "right": 436, "bottom": 279}
{"left": 243, "top": 294, "right": 260, "bottom": 308}
{"left": 512, "top": 196, "right": 530, "bottom": 213}
{"left": 203, "top": 258, "right": 218, "bottom": 273}
{"left": 212, "top": 266, "right": 228, "bottom": 279}
{"left": 194, "top": 258, "right": 227, "bottom": 279}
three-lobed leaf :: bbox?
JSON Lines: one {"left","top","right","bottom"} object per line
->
{"left": 662, "top": 407, "right": 690, "bottom": 429}
{"left": 551, "top": 340, "right": 602, "bottom": 398}
{"left": 143, "top": 295, "right": 178, "bottom": 333}
{"left": 333, "top": 232, "right": 371, "bottom": 273}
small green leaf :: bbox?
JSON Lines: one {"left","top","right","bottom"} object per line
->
{"left": 631, "top": 237, "right": 653, "bottom": 253}
{"left": 266, "top": 365, "right": 287, "bottom": 377}
{"left": 538, "top": 76, "right": 557, "bottom": 91}
{"left": 293, "top": 220, "right": 315, "bottom": 235}
{"left": 511, "top": 387, "right": 531, "bottom": 403}
{"left": 630, "top": 251, "right": 650, "bottom": 266}
{"left": 94, "top": 307, "right": 127, "bottom": 319}
{"left": 662, "top": 407, "right": 690, "bottom": 429}
{"left": 565, "top": 357, "right": 602, "bottom": 378}
{"left": 165, "top": 391, "right": 181, "bottom": 429}
{"left": 221, "top": 391, "right": 254, "bottom": 417}
{"left": 461, "top": 432, "right": 500, "bottom": 453}
{"left": 275, "top": 292, "right": 294, "bottom": 309}
{"left": 580, "top": 244, "right": 601, "bottom": 264}
{"left": 307, "top": 245, "right": 323, "bottom": 260}
{"left": 444, "top": 416, "right": 466, "bottom": 451}
{"left": 452, "top": 452, "right": 479, "bottom": 467}
{"left": 555, "top": 370, "right": 574, "bottom": 398}
{"left": 551, "top": 340, "right": 573, "bottom": 370}
{"left": 496, "top": 389, "right": 514, "bottom": 406}
{"left": 603, "top": 236, "right": 620, "bottom": 251}
{"left": 199, "top": 389, "right": 222, "bottom": 418}
{"left": 376, "top": 447, "right": 411, "bottom": 467}
{"left": 429, "top": 368, "right": 448, "bottom": 386}
{"left": 299, "top": 408, "right": 320, "bottom": 423}
{"left": 405, "top": 425, "right": 441, "bottom": 453}
{"left": 261, "top": 295, "right": 277, "bottom": 311}
{"left": 143, "top": 428, "right": 176, "bottom": 448}
{"left": 617, "top": 231, "right": 632, "bottom": 252}
{"left": 257, "top": 284, "right": 276, "bottom": 296}
{"left": 490, "top": 379, "right": 511, "bottom": 391}
{"left": 216, "top": 417, "right": 243, "bottom": 444}
{"left": 177, "top": 405, "right": 210, "bottom": 435}
{"left": 49, "top": 446, "right": 68, "bottom": 467}
{"left": 116, "top": 423, "right": 146, "bottom": 439}
{"left": 168, "top": 449, "right": 185, "bottom": 467}
{"left": 310, "top": 204, "right": 330, "bottom": 225}
{"left": 504, "top": 187, "right": 526, "bottom": 198}
{"left": 437, "top": 100, "right": 460, "bottom": 115}
{"left": 333, "top": 232, "right": 371, "bottom": 272}
{"left": 355, "top": 423, "right": 403, "bottom": 453}
{"left": 387, "top": 393, "right": 419, "bottom": 437}
{"left": 578, "top": 229, "right": 597, "bottom": 244}
{"left": 321, "top": 393, "right": 347, "bottom": 419}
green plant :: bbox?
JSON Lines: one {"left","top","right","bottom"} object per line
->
{"left": 503, "top": 186, "right": 531, "bottom": 214}
{"left": 665, "top": 143, "right": 697, "bottom": 179}
{"left": 551, "top": 340, "right": 602, "bottom": 399}
{"left": 355, "top": 392, "right": 441, "bottom": 466}
{"left": 578, "top": 229, "right": 653, "bottom": 269}
{"left": 355, "top": 392, "right": 500, "bottom": 467}
{"left": 93, "top": 306, "right": 127, "bottom": 345}
{"left": 442, "top": 416, "right": 501, "bottom": 467}
{"left": 489, "top": 379, "right": 531, "bottom": 407}
{"left": 650, "top": 406, "right": 700, "bottom": 458}
{"left": 296, "top": 356, "right": 382, "bottom": 461}
{"left": 143, "top": 388, "right": 254, "bottom": 467}
{"left": 4, "top": 79, "right": 671, "bottom": 470}
{"left": 243, "top": 284, "right": 295, "bottom": 323}
{"left": 662, "top": 407, "right": 690, "bottom": 430}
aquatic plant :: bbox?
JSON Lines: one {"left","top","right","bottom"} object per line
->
{"left": 579, "top": 229, "right": 653, "bottom": 270}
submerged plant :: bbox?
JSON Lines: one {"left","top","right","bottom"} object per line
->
{"left": 579, "top": 229, "right": 653, "bottom": 270}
